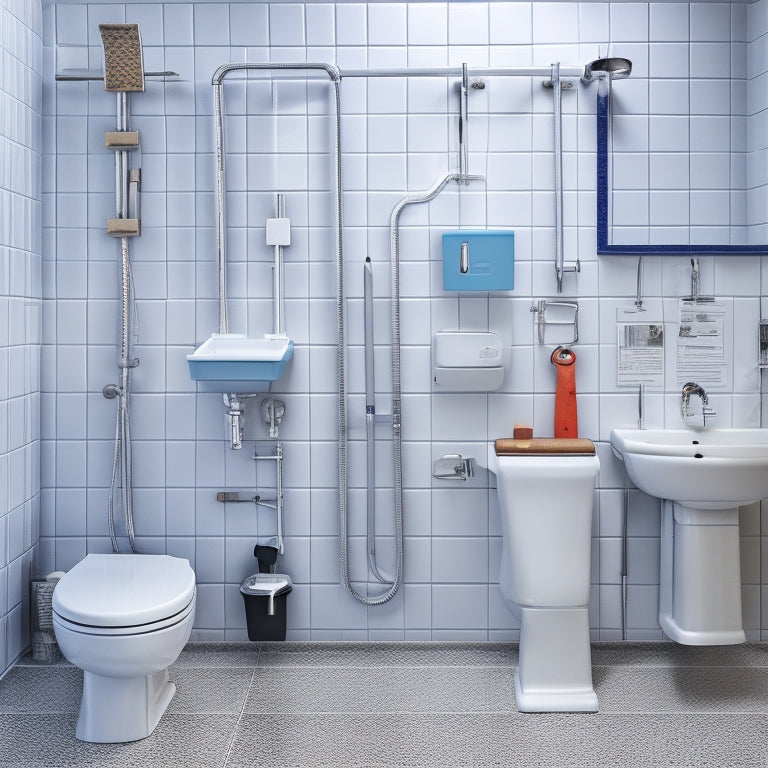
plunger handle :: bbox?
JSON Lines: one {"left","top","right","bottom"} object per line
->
{"left": 551, "top": 346, "right": 578, "bottom": 438}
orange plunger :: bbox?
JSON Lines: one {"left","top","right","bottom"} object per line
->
{"left": 551, "top": 346, "right": 578, "bottom": 438}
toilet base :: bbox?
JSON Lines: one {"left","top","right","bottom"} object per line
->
{"left": 76, "top": 668, "right": 176, "bottom": 743}
{"left": 516, "top": 606, "right": 598, "bottom": 713}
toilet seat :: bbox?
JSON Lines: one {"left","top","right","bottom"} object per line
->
{"left": 53, "top": 598, "right": 195, "bottom": 636}
{"left": 53, "top": 554, "right": 196, "bottom": 629}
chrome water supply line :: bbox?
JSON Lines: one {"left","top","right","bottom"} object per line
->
{"left": 352, "top": 171, "right": 486, "bottom": 608}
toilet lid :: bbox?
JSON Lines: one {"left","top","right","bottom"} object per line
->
{"left": 52, "top": 554, "right": 196, "bottom": 628}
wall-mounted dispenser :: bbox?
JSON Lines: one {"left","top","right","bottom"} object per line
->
{"left": 433, "top": 331, "right": 504, "bottom": 391}
{"left": 442, "top": 231, "right": 514, "bottom": 291}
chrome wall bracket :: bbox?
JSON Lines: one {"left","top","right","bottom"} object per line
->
{"left": 433, "top": 454, "right": 476, "bottom": 481}
{"left": 531, "top": 299, "right": 579, "bottom": 345}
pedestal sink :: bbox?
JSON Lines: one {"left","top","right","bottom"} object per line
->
{"left": 610, "top": 428, "right": 768, "bottom": 645}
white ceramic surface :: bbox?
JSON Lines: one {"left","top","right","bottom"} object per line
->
{"left": 610, "top": 428, "right": 768, "bottom": 508}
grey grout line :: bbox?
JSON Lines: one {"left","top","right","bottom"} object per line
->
{"left": 222, "top": 668, "right": 257, "bottom": 768}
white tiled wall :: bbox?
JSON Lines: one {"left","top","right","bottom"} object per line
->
{"left": 611, "top": 2, "right": 750, "bottom": 246}
{"left": 0, "top": 0, "right": 43, "bottom": 672}
{"left": 42, "top": 2, "right": 768, "bottom": 641}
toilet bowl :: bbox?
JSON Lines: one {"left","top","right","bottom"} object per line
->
{"left": 491, "top": 438, "right": 600, "bottom": 713}
{"left": 52, "top": 554, "right": 196, "bottom": 743}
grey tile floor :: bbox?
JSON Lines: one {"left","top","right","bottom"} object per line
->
{"left": 1, "top": 642, "right": 768, "bottom": 767}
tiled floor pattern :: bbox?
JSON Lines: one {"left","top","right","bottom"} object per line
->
{"left": 1, "top": 643, "right": 767, "bottom": 766}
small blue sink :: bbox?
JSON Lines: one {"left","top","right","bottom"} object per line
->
{"left": 187, "top": 334, "right": 294, "bottom": 392}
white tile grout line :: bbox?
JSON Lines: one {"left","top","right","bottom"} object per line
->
{"left": 221, "top": 668, "right": 257, "bottom": 768}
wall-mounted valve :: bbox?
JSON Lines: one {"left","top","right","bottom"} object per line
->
{"left": 261, "top": 398, "right": 285, "bottom": 439}
{"left": 224, "top": 393, "right": 259, "bottom": 450}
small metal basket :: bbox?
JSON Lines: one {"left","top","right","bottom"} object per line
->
{"left": 31, "top": 578, "right": 62, "bottom": 663}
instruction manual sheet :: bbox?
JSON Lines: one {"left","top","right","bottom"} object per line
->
{"left": 677, "top": 298, "right": 729, "bottom": 388}
{"left": 617, "top": 308, "right": 664, "bottom": 387}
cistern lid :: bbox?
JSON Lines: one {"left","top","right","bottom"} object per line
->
{"left": 52, "top": 554, "right": 195, "bottom": 627}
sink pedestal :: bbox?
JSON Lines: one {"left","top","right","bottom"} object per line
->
{"left": 659, "top": 501, "right": 745, "bottom": 645}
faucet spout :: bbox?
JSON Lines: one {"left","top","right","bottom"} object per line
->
{"left": 681, "top": 381, "right": 716, "bottom": 427}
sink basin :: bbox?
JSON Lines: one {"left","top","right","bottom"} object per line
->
{"left": 610, "top": 428, "right": 768, "bottom": 508}
{"left": 610, "top": 427, "right": 768, "bottom": 646}
{"left": 187, "top": 333, "right": 294, "bottom": 392}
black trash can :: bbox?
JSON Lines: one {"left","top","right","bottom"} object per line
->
{"left": 240, "top": 573, "right": 293, "bottom": 641}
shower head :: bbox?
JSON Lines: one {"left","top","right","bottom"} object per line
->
{"left": 581, "top": 57, "right": 632, "bottom": 85}
{"left": 99, "top": 24, "right": 145, "bottom": 92}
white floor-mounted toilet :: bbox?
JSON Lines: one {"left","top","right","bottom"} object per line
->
{"left": 52, "top": 554, "right": 196, "bottom": 743}
{"left": 491, "top": 438, "right": 600, "bottom": 713}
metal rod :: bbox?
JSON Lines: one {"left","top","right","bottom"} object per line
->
{"left": 553, "top": 63, "right": 565, "bottom": 293}
{"left": 55, "top": 70, "right": 180, "bottom": 81}
{"left": 339, "top": 65, "right": 584, "bottom": 79}
{"left": 458, "top": 63, "right": 469, "bottom": 182}
{"left": 635, "top": 256, "right": 644, "bottom": 311}
{"left": 273, "top": 193, "right": 286, "bottom": 337}
{"left": 275, "top": 442, "right": 284, "bottom": 555}
{"left": 363, "top": 257, "right": 388, "bottom": 584}
{"left": 622, "top": 488, "right": 629, "bottom": 641}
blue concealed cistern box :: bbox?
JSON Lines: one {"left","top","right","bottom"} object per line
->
{"left": 442, "top": 230, "right": 514, "bottom": 291}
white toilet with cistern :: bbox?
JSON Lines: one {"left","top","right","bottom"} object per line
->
{"left": 490, "top": 437, "right": 600, "bottom": 713}
{"left": 52, "top": 554, "right": 196, "bottom": 742}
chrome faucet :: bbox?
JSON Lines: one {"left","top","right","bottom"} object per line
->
{"left": 689, "top": 258, "right": 699, "bottom": 302}
{"left": 681, "top": 381, "right": 716, "bottom": 427}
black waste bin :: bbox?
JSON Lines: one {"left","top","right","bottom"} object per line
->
{"left": 240, "top": 573, "right": 293, "bottom": 641}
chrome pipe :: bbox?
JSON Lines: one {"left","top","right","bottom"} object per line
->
{"left": 339, "top": 65, "right": 584, "bottom": 79}
{"left": 635, "top": 256, "right": 644, "bottom": 311}
{"left": 273, "top": 193, "right": 286, "bottom": 337}
{"left": 361, "top": 171, "right": 485, "bottom": 607}
{"left": 275, "top": 442, "right": 284, "bottom": 555}
{"left": 212, "top": 63, "right": 342, "bottom": 336}
{"left": 363, "top": 258, "right": 389, "bottom": 584}
{"left": 458, "top": 63, "right": 469, "bottom": 183}
{"left": 553, "top": 63, "right": 564, "bottom": 293}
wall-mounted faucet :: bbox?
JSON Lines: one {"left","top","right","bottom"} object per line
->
{"left": 681, "top": 381, "right": 716, "bottom": 427}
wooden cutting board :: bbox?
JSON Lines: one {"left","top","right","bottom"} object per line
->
{"left": 495, "top": 437, "right": 596, "bottom": 455}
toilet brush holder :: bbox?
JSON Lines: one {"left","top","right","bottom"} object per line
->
{"left": 240, "top": 573, "right": 292, "bottom": 641}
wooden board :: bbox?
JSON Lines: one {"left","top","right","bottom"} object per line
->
{"left": 495, "top": 437, "right": 595, "bottom": 455}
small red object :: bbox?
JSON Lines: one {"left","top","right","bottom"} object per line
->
{"left": 551, "top": 347, "right": 578, "bottom": 438}
{"left": 513, "top": 424, "right": 533, "bottom": 440}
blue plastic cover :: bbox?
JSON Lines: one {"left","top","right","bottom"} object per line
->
{"left": 442, "top": 230, "right": 514, "bottom": 291}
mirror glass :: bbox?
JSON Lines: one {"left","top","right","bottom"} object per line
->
{"left": 599, "top": 66, "right": 768, "bottom": 255}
